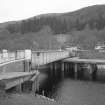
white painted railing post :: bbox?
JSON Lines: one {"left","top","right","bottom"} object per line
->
{"left": 2, "top": 49, "right": 8, "bottom": 62}
{"left": 25, "top": 49, "right": 32, "bottom": 60}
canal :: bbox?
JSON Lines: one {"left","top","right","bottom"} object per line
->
{"left": 37, "top": 65, "right": 105, "bottom": 105}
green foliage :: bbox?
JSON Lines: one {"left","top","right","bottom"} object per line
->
{"left": 1, "top": 5, "right": 105, "bottom": 50}
{"left": 6, "top": 5, "right": 105, "bottom": 34}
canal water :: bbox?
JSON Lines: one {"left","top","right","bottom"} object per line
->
{"left": 38, "top": 66, "right": 105, "bottom": 105}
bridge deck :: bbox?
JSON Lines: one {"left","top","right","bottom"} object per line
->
{"left": 0, "top": 71, "right": 38, "bottom": 80}
{"left": 64, "top": 58, "right": 105, "bottom": 64}
{"left": 0, "top": 71, "right": 39, "bottom": 90}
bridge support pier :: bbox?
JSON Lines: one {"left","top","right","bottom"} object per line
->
{"left": 62, "top": 62, "right": 65, "bottom": 72}
{"left": 50, "top": 63, "right": 53, "bottom": 70}
{"left": 64, "top": 62, "right": 69, "bottom": 76}
{"left": 32, "top": 75, "right": 39, "bottom": 95}
{"left": 91, "top": 64, "right": 97, "bottom": 81}
{"left": 50, "top": 63, "right": 54, "bottom": 75}
{"left": 54, "top": 62, "right": 57, "bottom": 71}
{"left": 23, "top": 60, "right": 31, "bottom": 72}
{"left": 88, "top": 64, "right": 92, "bottom": 80}
{"left": 93, "top": 64, "right": 97, "bottom": 80}
{"left": 68, "top": 63, "right": 73, "bottom": 77}
{"left": 32, "top": 80, "right": 37, "bottom": 94}
{"left": 67, "top": 63, "right": 70, "bottom": 73}
{"left": 54, "top": 62, "right": 58, "bottom": 76}
{"left": 65, "top": 63, "right": 68, "bottom": 74}
{"left": 15, "top": 82, "right": 22, "bottom": 93}
{"left": 61, "top": 62, "right": 65, "bottom": 78}
{"left": 88, "top": 64, "right": 97, "bottom": 81}
{"left": 74, "top": 63, "right": 78, "bottom": 79}
{"left": 78, "top": 63, "right": 85, "bottom": 79}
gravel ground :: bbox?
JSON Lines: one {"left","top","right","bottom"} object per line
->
{"left": 0, "top": 93, "right": 63, "bottom": 105}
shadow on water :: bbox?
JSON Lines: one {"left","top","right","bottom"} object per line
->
{"left": 38, "top": 67, "right": 63, "bottom": 98}
{"left": 37, "top": 64, "right": 85, "bottom": 98}
{"left": 37, "top": 64, "right": 105, "bottom": 104}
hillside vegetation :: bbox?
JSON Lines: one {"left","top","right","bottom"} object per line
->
{"left": 1, "top": 5, "right": 105, "bottom": 50}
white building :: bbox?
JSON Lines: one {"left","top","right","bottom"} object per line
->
{"left": 95, "top": 43, "right": 105, "bottom": 50}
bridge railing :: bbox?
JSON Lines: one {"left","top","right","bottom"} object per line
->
{"left": 0, "top": 50, "right": 31, "bottom": 64}
{"left": 0, "top": 49, "right": 73, "bottom": 68}
{"left": 32, "top": 50, "right": 70, "bottom": 67}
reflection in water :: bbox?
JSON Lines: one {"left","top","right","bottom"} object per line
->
{"left": 38, "top": 67, "right": 105, "bottom": 105}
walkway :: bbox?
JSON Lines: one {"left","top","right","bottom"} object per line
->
{"left": 0, "top": 49, "right": 71, "bottom": 90}
{"left": 0, "top": 71, "right": 38, "bottom": 80}
{"left": 32, "top": 50, "right": 70, "bottom": 66}
{"left": 1, "top": 71, "right": 39, "bottom": 90}
{"left": 64, "top": 58, "right": 105, "bottom": 64}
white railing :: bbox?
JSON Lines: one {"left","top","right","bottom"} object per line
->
{"left": 32, "top": 50, "right": 71, "bottom": 67}
{"left": 0, "top": 49, "right": 32, "bottom": 65}
{"left": 0, "top": 50, "right": 25, "bottom": 64}
{"left": 0, "top": 49, "right": 73, "bottom": 67}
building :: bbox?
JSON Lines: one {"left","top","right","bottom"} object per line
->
{"left": 95, "top": 43, "right": 105, "bottom": 50}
